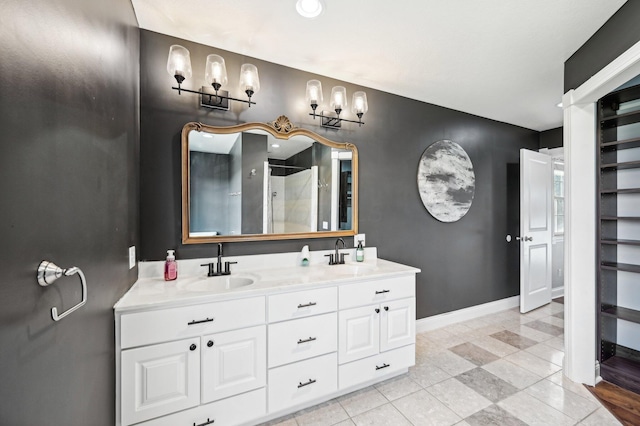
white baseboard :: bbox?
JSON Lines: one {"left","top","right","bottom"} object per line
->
{"left": 416, "top": 295, "right": 520, "bottom": 333}
{"left": 552, "top": 286, "right": 564, "bottom": 299}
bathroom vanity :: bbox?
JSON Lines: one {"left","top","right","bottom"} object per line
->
{"left": 114, "top": 248, "right": 419, "bottom": 426}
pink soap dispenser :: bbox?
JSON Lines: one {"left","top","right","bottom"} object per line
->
{"left": 164, "top": 250, "right": 177, "bottom": 281}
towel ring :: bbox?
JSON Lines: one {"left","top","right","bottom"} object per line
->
{"left": 37, "top": 260, "right": 87, "bottom": 321}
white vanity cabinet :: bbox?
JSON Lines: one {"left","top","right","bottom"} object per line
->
{"left": 116, "top": 254, "right": 419, "bottom": 426}
{"left": 338, "top": 276, "right": 416, "bottom": 389}
{"left": 117, "top": 296, "right": 266, "bottom": 426}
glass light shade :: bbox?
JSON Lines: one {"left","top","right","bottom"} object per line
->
{"left": 330, "top": 86, "right": 347, "bottom": 112}
{"left": 205, "top": 54, "right": 228, "bottom": 90}
{"left": 306, "top": 80, "right": 323, "bottom": 106}
{"left": 351, "top": 91, "right": 368, "bottom": 115}
{"left": 296, "top": 0, "right": 323, "bottom": 18}
{"left": 239, "top": 64, "right": 260, "bottom": 96}
{"left": 166, "top": 45, "right": 192, "bottom": 82}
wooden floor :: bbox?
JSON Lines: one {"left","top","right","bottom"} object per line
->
{"left": 586, "top": 381, "right": 640, "bottom": 425}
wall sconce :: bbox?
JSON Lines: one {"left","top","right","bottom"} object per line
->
{"left": 167, "top": 44, "right": 260, "bottom": 110}
{"left": 306, "top": 80, "right": 367, "bottom": 128}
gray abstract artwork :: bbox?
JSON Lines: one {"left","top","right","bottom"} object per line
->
{"left": 417, "top": 140, "right": 475, "bottom": 222}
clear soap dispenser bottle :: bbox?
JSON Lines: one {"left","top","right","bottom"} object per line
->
{"left": 356, "top": 240, "right": 364, "bottom": 262}
{"left": 164, "top": 250, "right": 177, "bottom": 281}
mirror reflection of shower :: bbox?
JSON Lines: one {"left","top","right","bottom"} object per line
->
{"left": 263, "top": 162, "right": 318, "bottom": 234}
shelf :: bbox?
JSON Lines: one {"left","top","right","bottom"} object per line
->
{"left": 600, "top": 354, "right": 640, "bottom": 395}
{"left": 601, "top": 188, "right": 640, "bottom": 194}
{"left": 601, "top": 239, "right": 640, "bottom": 246}
{"left": 602, "top": 306, "right": 640, "bottom": 324}
{"left": 601, "top": 136, "right": 640, "bottom": 151}
{"left": 601, "top": 160, "right": 640, "bottom": 170}
{"left": 601, "top": 216, "right": 640, "bottom": 221}
{"left": 601, "top": 262, "right": 640, "bottom": 273}
{"left": 601, "top": 109, "right": 640, "bottom": 128}
{"left": 601, "top": 84, "right": 640, "bottom": 106}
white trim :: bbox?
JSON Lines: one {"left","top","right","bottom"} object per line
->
{"left": 552, "top": 286, "right": 564, "bottom": 300}
{"left": 563, "top": 38, "right": 640, "bottom": 386}
{"left": 416, "top": 296, "right": 519, "bottom": 333}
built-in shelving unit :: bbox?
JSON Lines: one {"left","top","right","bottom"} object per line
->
{"left": 598, "top": 83, "right": 640, "bottom": 395}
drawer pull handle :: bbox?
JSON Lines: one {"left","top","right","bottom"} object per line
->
{"left": 375, "top": 289, "right": 390, "bottom": 294}
{"left": 188, "top": 317, "right": 214, "bottom": 325}
{"left": 297, "top": 302, "right": 317, "bottom": 308}
{"left": 297, "top": 337, "right": 317, "bottom": 344}
{"left": 298, "top": 378, "right": 317, "bottom": 388}
{"left": 193, "top": 418, "right": 215, "bottom": 426}
{"left": 375, "top": 363, "right": 390, "bottom": 370}
{"left": 190, "top": 344, "right": 197, "bottom": 351}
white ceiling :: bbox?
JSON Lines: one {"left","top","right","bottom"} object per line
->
{"left": 132, "top": 0, "right": 627, "bottom": 131}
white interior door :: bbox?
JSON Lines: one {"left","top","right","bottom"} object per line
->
{"left": 520, "top": 149, "right": 553, "bottom": 313}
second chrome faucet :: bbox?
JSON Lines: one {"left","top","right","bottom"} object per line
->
{"left": 326, "top": 238, "right": 349, "bottom": 265}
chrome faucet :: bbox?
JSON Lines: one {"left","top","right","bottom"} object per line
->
{"left": 201, "top": 243, "right": 236, "bottom": 276}
{"left": 326, "top": 238, "right": 348, "bottom": 265}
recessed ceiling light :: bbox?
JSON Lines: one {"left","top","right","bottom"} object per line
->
{"left": 296, "top": 0, "right": 323, "bottom": 18}
{"left": 203, "top": 134, "right": 213, "bottom": 138}
{"left": 272, "top": 143, "right": 280, "bottom": 148}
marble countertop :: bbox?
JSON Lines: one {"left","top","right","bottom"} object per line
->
{"left": 114, "top": 248, "right": 420, "bottom": 313}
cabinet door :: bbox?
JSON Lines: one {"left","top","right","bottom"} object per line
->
{"left": 380, "top": 298, "right": 415, "bottom": 352}
{"left": 339, "top": 305, "right": 380, "bottom": 364}
{"left": 201, "top": 325, "right": 266, "bottom": 404}
{"left": 121, "top": 338, "right": 200, "bottom": 425}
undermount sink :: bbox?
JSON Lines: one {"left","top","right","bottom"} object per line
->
{"left": 178, "top": 275, "right": 255, "bottom": 292}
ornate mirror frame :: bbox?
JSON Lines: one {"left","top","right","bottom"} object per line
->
{"left": 182, "top": 116, "right": 359, "bottom": 243}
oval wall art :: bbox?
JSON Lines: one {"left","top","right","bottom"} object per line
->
{"left": 417, "top": 140, "right": 475, "bottom": 222}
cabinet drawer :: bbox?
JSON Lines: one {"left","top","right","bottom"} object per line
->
{"left": 268, "top": 353, "right": 337, "bottom": 413}
{"left": 268, "top": 313, "right": 337, "bottom": 368}
{"left": 120, "top": 297, "right": 265, "bottom": 349}
{"left": 339, "top": 275, "right": 415, "bottom": 310}
{"left": 268, "top": 287, "right": 337, "bottom": 323}
{"left": 137, "top": 387, "right": 266, "bottom": 426}
{"left": 339, "top": 344, "right": 415, "bottom": 390}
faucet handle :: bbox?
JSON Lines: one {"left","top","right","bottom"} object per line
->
{"left": 223, "top": 261, "right": 237, "bottom": 275}
{"left": 339, "top": 253, "right": 349, "bottom": 264}
{"left": 324, "top": 254, "right": 335, "bottom": 265}
{"left": 200, "top": 263, "right": 216, "bottom": 277}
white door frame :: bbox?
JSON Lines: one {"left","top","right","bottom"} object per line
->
{"left": 563, "top": 39, "right": 640, "bottom": 385}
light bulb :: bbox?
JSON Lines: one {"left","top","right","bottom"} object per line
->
{"left": 205, "top": 54, "right": 228, "bottom": 91}
{"left": 167, "top": 45, "right": 192, "bottom": 84}
{"left": 239, "top": 64, "right": 260, "bottom": 99}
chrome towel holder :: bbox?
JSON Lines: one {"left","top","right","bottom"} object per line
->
{"left": 37, "top": 260, "right": 87, "bottom": 321}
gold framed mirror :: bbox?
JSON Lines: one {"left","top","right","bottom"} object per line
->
{"left": 182, "top": 116, "right": 358, "bottom": 243}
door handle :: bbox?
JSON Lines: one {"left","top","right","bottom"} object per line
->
{"left": 516, "top": 236, "right": 533, "bottom": 242}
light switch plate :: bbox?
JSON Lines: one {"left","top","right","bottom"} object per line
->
{"left": 354, "top": 234, "right": 365, "bottom": 247}
{"left": 322, "top": 221, "right": 329, "bottom": 230}
{"left": 129, "top": 246, "right": 136, "bottom": 269}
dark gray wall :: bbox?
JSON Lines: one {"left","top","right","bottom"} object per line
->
{"left": 539, "top": 127, "right": 563, "bottom": 149}
{"left": 565, "top": 2, "right": 640, "bottom": 92}
{"left": 139, "top": 30, "right": 539, "bottom": 319}
{"left": 0, "top": 0, "right": 139, "bottom": 425}
{"left": 190, "top": 152, "right": 230, "bottom": 233}
{"left": 241, "top": 133, "right": 268, "bottom": 234}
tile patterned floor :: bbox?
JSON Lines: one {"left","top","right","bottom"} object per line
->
{"left": 262, "top": 301, "right": 622, "bottom": 426}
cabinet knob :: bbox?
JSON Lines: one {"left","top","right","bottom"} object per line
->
{"left": 190, "top": 343, "right": 197, "bottom": 351}
{"left": 207, "top": 340, "right": 214, "bottom": 347}
{"left": 384, "top": 306, "right": 389, "bottom": 311}
{"left": 375, "top": 308, "right": 380, "bottom": 314}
